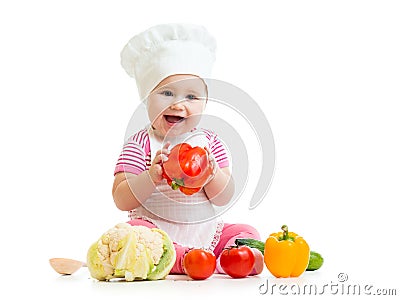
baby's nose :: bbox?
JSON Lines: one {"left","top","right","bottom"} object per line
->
{"left": 169, "top": 99, "right": 186, "bottom": 110}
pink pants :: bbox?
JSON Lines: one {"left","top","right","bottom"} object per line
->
{"left": 127, "top": 219, "right": 261, "bottom": 274}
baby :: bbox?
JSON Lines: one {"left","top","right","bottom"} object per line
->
{"left": 112, "top": 23, "right": 263, "bottom": 275}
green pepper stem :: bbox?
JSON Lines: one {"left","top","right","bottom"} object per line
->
{"left": 171, "top": 181, "right": 179, "bottom": 190}
{"left": 281, "top": 225, "right": 289, "bottom": 240}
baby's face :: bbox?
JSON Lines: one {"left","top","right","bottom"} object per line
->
{"left": 147, "top": 74, "right": 207, "bottom": 138}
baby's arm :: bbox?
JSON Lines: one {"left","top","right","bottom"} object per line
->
{"left": 203, "top": 147, "right": 235, "bottom": 206}
{"left": 112, "top": 172, "right": 155, "bottom": 211}
{"left": 112, "top": 143, "right": 170, "bottom": 211}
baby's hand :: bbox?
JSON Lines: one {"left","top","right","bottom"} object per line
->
{"left": 149, "top": 141, "right": 170, "bottom": 184}
{"left": 205, "top": 146, "right": 218, "bottom": 180}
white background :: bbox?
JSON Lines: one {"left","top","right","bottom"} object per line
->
{"left": 1, "top": 0, "right": 399, "bottom": 298}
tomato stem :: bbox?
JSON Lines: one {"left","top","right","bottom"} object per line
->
{"left": 223, "top": 245, "right": 239, "bottom": 253}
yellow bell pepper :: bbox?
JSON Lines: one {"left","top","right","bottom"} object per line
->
{"left": 264, "top": 225, "right": 310, "bottom": 278}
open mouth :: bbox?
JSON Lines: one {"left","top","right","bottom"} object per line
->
{"left": 164, "top": 115, "right": 185, "bottom": 124}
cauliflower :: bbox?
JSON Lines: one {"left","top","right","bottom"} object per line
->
{"left": 87, "top": 223, "right": 176, "bottom": 281}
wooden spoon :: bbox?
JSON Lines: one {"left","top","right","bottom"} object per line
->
{"left": 49, "top": 258, "right": 87, "bottom": 275}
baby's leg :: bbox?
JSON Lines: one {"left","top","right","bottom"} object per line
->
{"left": 127, "top": 218, "right": 157, "bottom": 228}
{"left": 169, "top": 244, "right": 190, "bottom": 274}
{"left": 127, "top": 219, "right": 189, "bottom": 275}
{"left": 214, "top": 223, "right": 261, "bottom": 255}
{"left": 214, "top": 223, "right": 264, "bottom": 275}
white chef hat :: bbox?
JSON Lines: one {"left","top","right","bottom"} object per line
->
{"left": 121, "top": 23, "right": 216, "bottom": 101}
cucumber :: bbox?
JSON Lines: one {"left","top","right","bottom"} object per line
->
{"left": 306, "top": 251, "right": 324, "bottom": 271}
{"left": 235, "top": 238, "right": 324, "bottom": 271}
{"left": 235, "top": 238, "right": 265, "bottom": 253}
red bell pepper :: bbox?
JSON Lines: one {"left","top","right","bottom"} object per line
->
{"left": 162, "top": 143, "right": 213, "bottom": 195}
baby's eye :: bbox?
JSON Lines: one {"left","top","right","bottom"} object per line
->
{"left": 161, "top": 90, "right": 173, "bottom": 97}
{"left": 186, "top": 94, "right": 198, "bottom": 101}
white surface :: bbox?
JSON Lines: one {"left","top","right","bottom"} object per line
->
{"left": 1, "top": 0, "right": 400, "bottom": 299}
{"left": 22, "top": 265, "right": 400, "bottom": 298}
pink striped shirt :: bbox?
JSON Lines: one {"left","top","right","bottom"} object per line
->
{"left": 114, "top": 128, "right": 229, "bottom": 175}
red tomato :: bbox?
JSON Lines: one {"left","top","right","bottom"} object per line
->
{"left": 220, "top": 246, "right": 255, "bottom": 278}
{"left": 183, "top": 249, "right": 216, "bottom": 280}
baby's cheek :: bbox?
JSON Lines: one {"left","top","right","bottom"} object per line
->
{"left": 185, "top": 114, "right": 202, "bottom": 128}
{"left": 149, "top": 113, "right": 161, "bottom": 125}
{"left": 147, "top": 101, "right": 168, "bottom": 122}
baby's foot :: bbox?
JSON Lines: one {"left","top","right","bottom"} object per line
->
{"left": 248, "top": 248, "right": 264, "bottom": 275}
